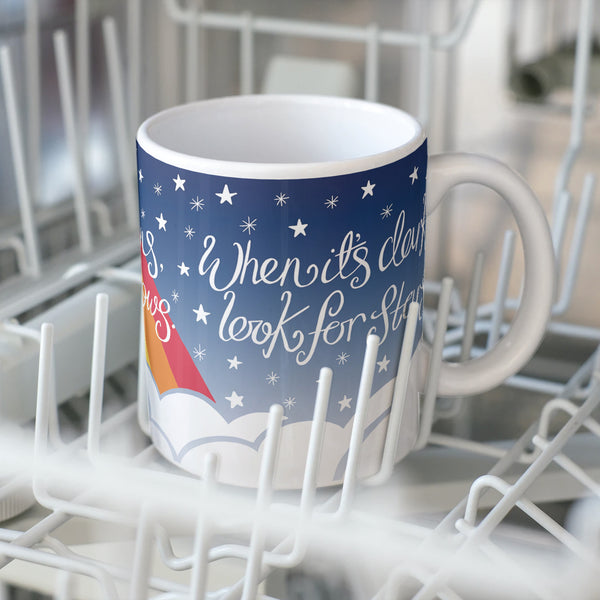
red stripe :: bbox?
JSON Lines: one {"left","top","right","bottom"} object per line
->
{"left": 141, "top": 250, "right": 215, "bottom": 402}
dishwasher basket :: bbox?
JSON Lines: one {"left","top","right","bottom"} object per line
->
{"left": 0, "top": 1, "right": 598, "bottom": 598}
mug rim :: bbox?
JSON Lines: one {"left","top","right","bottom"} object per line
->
{"left": 136, "top": 94, "right": 426, "bottom": 180}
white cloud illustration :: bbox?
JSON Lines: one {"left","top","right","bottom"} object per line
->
{"left": 144, "top": 364, "right": 419, "bottom": 489}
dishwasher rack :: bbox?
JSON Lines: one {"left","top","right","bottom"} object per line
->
{"left": 0, "top": 1, "right": 599, "bottom": 598}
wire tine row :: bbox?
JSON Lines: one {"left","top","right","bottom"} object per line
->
{"left": 19, "top": 279, "right": 600, "bottom": 598}
{"left": 24, "top": 268, "right": 468, "bottom": 598}
{"left": 27, "top": 230, "right": 600, "bottom": 600}
{"left": 0, "top": 14, "right": 139, "bottom": 288}
{"left": 162, "top": 0, "right": 480, "bottom": 115}
{"left": 441, "top": 0, "right": 599, "bottom": 355}
{"left": 377, "top": 340, "right": 600, "bottom": 599}
{"left": 25, "top": 278, "right": 453, "bottom": 598}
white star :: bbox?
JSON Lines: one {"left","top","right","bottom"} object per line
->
{"left": 289, "top": 218, "right": 308, "bottom": 237}
{"left": 216, "top": 184, "right": 237, "bottom": 205}
{"left": 409, "top": 166, "right": 418, "bottom": 184}
{"left": 361, "top": 180, "right": 375, "bottom": 198}
{"left": 156, "top": 213, "right": 167, "bottom": 230}
{"left": 377, "top": 355, "right": 390, "bottom": 372}
{"left": 138, "top": 169, "right": 144, "bottom": 182}
{"left": 193, "top": 304, "right": 210, "bottom": 324}
{"left": 171, "top": 289, "right": 180, "bottom": 303}
{"left": 154, "top": 183, "right": 162, "bottom": 195}
{"left": 338, "top": 395, "right": 352, "bottom": 411}
{"left": 177, "top": 262, "right": 190, "bottom": 276}
{"left": 173, "top": 174, "right": 186, "bottom": 191}
{"left": 227, "top": 356, "right": 243, "bottom": 370}
{"left": 226, "top": 390, "right": 244, "bottom": 408}
{"left": 184, "top": 225, "right": 195, "bottom": 239}
{"left": 140, "top": 209, "right": 145, "bottom": 219}
{"left": 283, "top": 397, "right": 296, "bottom": 409}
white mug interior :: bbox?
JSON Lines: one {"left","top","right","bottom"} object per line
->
{"left": 137, "top": 95, "right": 425, "bottom": 179}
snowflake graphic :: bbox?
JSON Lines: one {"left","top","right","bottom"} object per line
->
{"left": 190, "top": 196, "right": 205, "bottom": 211}
{"left": 171, "top": 289, "right": 180, "bottom": 303}
{"left": 193, "top": 345, "right": 206, "bottom": 361}
{"left": 153, "top": 183, "right": 162, "bottom": 195}
{"left": 275, "top": 193, "right": 289, "bottom": 206}
{"left": 283, "top": 397, "right": 296, "bottom": 410}
{"left": 240, "top": 216, "right": 257, "bottom": 235}
{"left": 381, "top": 204, "right": 393, "bottom": 219}
{"left": 266, "top": 371, "right": 280, "bottom": 386}
{"left": 140, "top": 209, "right": 145, "bottom": 219}
{"left": 184, "top": 225, "right": 195, "bottom": 239}
{"left": 324, "top": 195, "right": 339, "bottom": 209}
{"left": 336, "top": 352, "right": 350, "bottom": 365}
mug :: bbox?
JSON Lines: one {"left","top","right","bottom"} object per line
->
{"left": 136, "top": 95, "right": 554, "bottom": 489}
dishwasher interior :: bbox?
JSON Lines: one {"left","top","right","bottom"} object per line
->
{"left": 0, "top": 0, "right": 599, "bottom": 598}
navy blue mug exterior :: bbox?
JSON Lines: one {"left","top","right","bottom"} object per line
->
{"left": 137, "top": 97, "right": 427, "bottom": 488}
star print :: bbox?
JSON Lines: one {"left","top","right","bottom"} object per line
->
{"left": 177, "top": 262, "right": 190, "bottom": 276}
{"left": 138, "top": 169, "right": 144, "bottom": 182}
{"left": 184, "top": 225, "right": 195, "bottom": 239}
{"left": 377, "top": 355, "right": 390, "bottom": 372}
{"left": 324, "top": 195, "right": 338, "bottom": 209}
{"left": 381, "top": 204, "right": 393, "bottom": 219}
{"left": 193, "top": 345, "right": 206, "bottom": 361}
{"left": 226, "top": 390, "right": 244, "bottom": 408}
{"left": 361, "top": 180, "right": 375, "bottom": 198}
{"left": 283, "top": 397, "right": 296, "bottom": 409}
{"left": 173, "top": 174, "right": 186, "bottom": 191}
{"left": 216, "top": 184, "right": 237, "bottom": 205}
{"left": 190, "top": 197, "right": 204, "bottom": 211}
{"left": 193, "top": 304, "right": 210, "bottom": 324}
{"left": 227, "top": 356, "right": 243, "bottom": 370}
{"left": 409, "top": 166, "right": 418, "bottom": 184}
{"left": 154, "top": 183, "right": 162, "bottom": 195}
{"left": 337, "top": 352, "right": 350, "bottom": 365}
{"left": 240, "top": 216, "right": 257, "bottom": 235}
{"left": 266, "top": 372, "right": 279, "bottom": 386}
{"left": 140, "top": 209, "right": 145, "bottom": 219}
{"left": 171, "top": 289, "right": 180, "bottom": 303}
{"left": 289, "top": 218, "right": 308, "bottom": 237}
{"left": 338, "top": 395, "right": 352, "bottom": 411}
{"left": 275, "top": 193, "right": 289, "bottom": 206}
{"left": 156, "top": 213, "right": 167, "bottom": 230}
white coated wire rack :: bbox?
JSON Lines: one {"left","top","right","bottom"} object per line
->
{"left": 0, "top": 0, "right": 599, "bottom": 598}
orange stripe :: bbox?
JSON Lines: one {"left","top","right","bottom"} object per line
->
{"left": 143, "top": 304, "right": 178, "bottom": 395}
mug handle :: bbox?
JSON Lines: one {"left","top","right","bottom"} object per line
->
{"left": 425, "top": 153, "right": 556, "bottom": 397}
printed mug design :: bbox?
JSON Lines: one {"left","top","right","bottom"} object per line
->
{"left": 137, "top": 140, "right": 427, "bottom": 487}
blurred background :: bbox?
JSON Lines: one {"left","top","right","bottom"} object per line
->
{"left": 0, "top": 1, "right": 598, "bottom": 597}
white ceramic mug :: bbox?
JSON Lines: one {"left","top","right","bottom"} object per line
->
{"left": 136, "top": 95, "right": 555, "bottom": 489}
